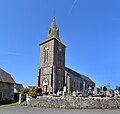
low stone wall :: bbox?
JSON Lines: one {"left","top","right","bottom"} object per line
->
{"left": 25, "top": 96, "right": 120, "bottom": 109}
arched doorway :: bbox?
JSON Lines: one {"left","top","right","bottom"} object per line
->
{"left": 43, "top": 85, "right": 47, "bottom": 93}
{"left": 42, "top": 78, "right": 49, "bottom": 93}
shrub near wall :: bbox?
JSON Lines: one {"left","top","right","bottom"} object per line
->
{"left": 26, "top": 96, "right": 120, "bottom": 109}
{"left": 20, "top": 87, "right": 42, "bottom": 98}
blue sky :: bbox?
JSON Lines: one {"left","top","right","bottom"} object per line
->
{"left": 0, "top": 0, "right": 120, "bottom": 89}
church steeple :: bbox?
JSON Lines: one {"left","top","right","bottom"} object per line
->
{"left": 38, "top": 18, "right": 66, "bottom": 93}
{"left": 47, "top": 17, "right": 60, "bottom": 40}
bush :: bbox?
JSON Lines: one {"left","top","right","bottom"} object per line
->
{"left": 20, "top": 88, "right": 29, "bottom": 95}
{"left": 20, "top": 86, "right": 42, "bottom": 98}
{"left": 29, "top": 86, "right": 42, "bottom": 98}
{"left": 116, "top": 86, "right": 120, "bottom": 92}
{"left": 29, "top": 91, "right": 37, "bottom": 98}
{"left": 36, "top": 87, "right": 42, "bottom": 96}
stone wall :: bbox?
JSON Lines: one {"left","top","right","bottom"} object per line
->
{"left": 0, "top": 82, "right": 14, "bottom": 100}
{"left": 25, "top": 96, "right": 120, "bottom": 109}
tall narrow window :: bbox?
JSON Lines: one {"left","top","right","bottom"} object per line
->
{"left": 58, "top": 81, "right": 61, "bottom": 90}
{"left": 83, "top": 81, "right": 85, "bottom": 91}
{"left": 58, "top": 47, "right": 62, "bottom": 65}
{"left": 44, "top": 46, "right": 49, "bottom": 63}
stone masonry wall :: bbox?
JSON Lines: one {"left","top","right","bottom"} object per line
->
{"left": 26, "top": 96, "right": 120, "bottom": 109}
{"left": 0, "top": 82, "right": 14, "bottom": 100}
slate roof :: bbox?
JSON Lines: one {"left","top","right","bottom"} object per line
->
{"left": 14, "top": 83, "right": 24, "bottom": 93}
{"left": 65, "top": 67, "right": 94, "bottom": 83}
{"left": 65, "top": 67, "right": 81, "bottom": 78}
{"left": 81, "top": 75, "right": 93, "bottom": 82}
{"left": 0, "top": 68, "right": 15, "bottom": 84}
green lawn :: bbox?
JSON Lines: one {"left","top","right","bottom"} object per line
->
{"left": 0, "top": 102, "right": 19, "bottom": 107}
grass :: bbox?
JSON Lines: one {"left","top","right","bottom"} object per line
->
{"left": 114, "top": 96, "right": 120, "bottom": 98}
{"left": 0, "top": 101, "right": 19, "bottom": 107}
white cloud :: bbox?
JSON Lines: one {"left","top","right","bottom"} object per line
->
{"left": 68, "top": 0, "right": 78, "bottom": 15}
{"left": 0, "top": 52, "right": 21, "bottom": 56}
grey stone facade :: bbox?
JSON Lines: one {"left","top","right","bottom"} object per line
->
{"left": 37, "top": 18, "right": 95, "bottom": 95}
{"left": 65, "top": 68, "right": 95, "bottom": 94}
{"left": 0, "top": 68, "right": 15, "bottom": 101}
{"left": 26, "top": 96, "right": 120, "bottom": 109}
{"left": 0, "top": 82, "right": 14, "bottom": 101}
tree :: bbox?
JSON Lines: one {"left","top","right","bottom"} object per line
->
{"left": 97, "top": 87, "right": 101, "bottom": 93}
{"left": 103, "top": 86, "right": 107, "bottom": 92}
{"left": 20, "top": 88, "right": 29, "bottom": 95}
{"left": 116, "top": 86, "right": 120, "bottom": 92}
{"left": 118, "top": 87, "right": 120, "bottom": 92}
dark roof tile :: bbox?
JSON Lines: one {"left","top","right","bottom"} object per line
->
{"left": 65, "top": 67, "right": 94, "bottom": 83}
{"left": 0, "top": 68, "right": 15, "bottom": 84}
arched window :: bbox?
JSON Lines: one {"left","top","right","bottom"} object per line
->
{"left": 58, "top": 81, "right": 61, "bottom": 90}
{"left": 73, "top": 80, "right": 76, "bottom": 89}
{"left": 44, "top": 46, "right": 49, "bottom": 63}
{"left": 58, "top": 47, "right": 62, "bottom": 65}
{"left": 74, "top": 81, "right": 76, "bottom": 88}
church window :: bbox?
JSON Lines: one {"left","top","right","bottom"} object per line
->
{"left": 58, "top": 81, "right": 61, "bottom": 90}
{"left": 58, "top": 47, "right": 62, "bottom": 65}
{"left": 77, "top": 80, "right": 79, "bottom": 88}
{"left": 83, "top": 81, "right": 85, "bottom": 91}
{"left": 80, "top": 83, "right": 82, "bottom": 90}
{"left": 44, "top": 46, "right": 49, "bottom": 64}
{"left": 73, "top": 80, "right": 76, "bottom": 88}
{"left": 43, "top": 78, "right": 49, "bottom": 86}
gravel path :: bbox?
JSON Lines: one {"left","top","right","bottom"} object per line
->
{"left": 0, "top": 106, "right": 120, "bottom": 114}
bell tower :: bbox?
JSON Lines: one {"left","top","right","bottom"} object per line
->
{"left": 37, "top": 18, "right": 66, "bottom": 94}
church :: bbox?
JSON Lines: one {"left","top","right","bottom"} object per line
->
{"left": 37, "top": 18, "right": 95, "bottom": 95}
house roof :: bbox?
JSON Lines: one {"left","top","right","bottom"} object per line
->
{"left": 65, "top": 67, "right": 94, "bottom": 83}
{"left": 65, "top": 67, "right": 81, "bottom": 78}
{"left": 81, "top": 75, "right": 94, "bottom": 83}
{"left": 14, "top": 83, "right": 24, "bottom": 93}
{"left": 0, "top": 68, "right": 15, "bottom": 84}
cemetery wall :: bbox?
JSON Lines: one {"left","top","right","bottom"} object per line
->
{"left": 25, "top": 96, "right": 120, "bottom": 109}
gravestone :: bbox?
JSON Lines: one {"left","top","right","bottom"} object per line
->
{"left": 72, "top": 91, "right": 76, "bottom": 97}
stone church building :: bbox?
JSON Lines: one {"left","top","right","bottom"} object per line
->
{"left": 37, "top": 18, "right": 95, "bottom": 95}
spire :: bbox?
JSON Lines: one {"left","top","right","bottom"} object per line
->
{"left": 47, "top": 17, "right": 60, "bottom": 40}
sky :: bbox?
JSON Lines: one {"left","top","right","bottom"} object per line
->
{"left": 0, "top": 0, "right": 120, "bottom": 89}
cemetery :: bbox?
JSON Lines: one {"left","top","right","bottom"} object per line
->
{"left": 18, "top": 85, "right": 120, "bottom": 109}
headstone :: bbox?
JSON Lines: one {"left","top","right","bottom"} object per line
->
{"left": 49, "top": 87, "right": 52, "bottom": 94}
{"left": 63, "top": 86, "right": 67, "bottom": 93}
{"left": 76, "top": 90, "right": 79, "bottom": 96}
{"left": 62, "top": 86, "right": 67, "bottom": 96}
{"left": 59, "top": 91, "right": 62, "bottom": 96}
{"left": 57, "top": 90, "right": 60, "bottom": 96}
{"left": 62, "top": 91, "right": 65, "bottom": 96}
{"left": 72, "top": 91, "right": 76, "bottom": 97}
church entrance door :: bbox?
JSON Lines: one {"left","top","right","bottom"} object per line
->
{"left": 43, "top": 78, "right": 48, "bottom": 93}
{"left": 43, "top": 85, "right": 47, "bottom": 93}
